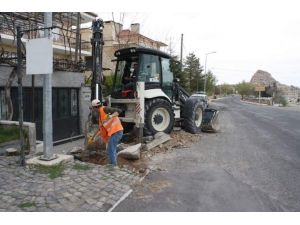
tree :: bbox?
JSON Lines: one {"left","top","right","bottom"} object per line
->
{"left": 182, "top": 53, "right": 203, "bottom": 93}
{"left": 217, "top": 83, "right": 234, "bottom": 96}
{"left": 205, "top": 70, "right": 217, "bottom": 96}
{"left": 170, "top": 56, "right": 187, "bottom": 88}
{"left": 235, "top": 81, "right": 255, "bottom": 99}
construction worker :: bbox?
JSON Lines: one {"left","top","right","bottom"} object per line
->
{"left": 90, "top": 99, "right": 123, "bottom": 166}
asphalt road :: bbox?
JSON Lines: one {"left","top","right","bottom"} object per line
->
{"left": 114, "top": 96, "right": 300, "bottom": 211}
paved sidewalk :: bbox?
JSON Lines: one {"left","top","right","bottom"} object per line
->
{"left": 53, "top": 138, "right": 85, "bottom": 155}
{"left": 0, "top": 156, "right": 140, "bottom": 212}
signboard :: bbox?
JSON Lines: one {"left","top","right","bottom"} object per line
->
{"left": 26, "top": 38, "right": 53, "bottom": 75}
{"left": 255, "top": 85, "right": 265, "bottom": 92}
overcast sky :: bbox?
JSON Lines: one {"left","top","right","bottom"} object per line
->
{"left": 96, "top": 1, "right": 300, "bottom": 86}
{"left": 9, "top": 0, "right": 300, "bottom": 87}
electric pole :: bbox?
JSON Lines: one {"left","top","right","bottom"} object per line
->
{"left": 16, "top": 26, "right": 25, "bottom": 166}
{"left": 41, "top": 12, "right": 55, "bottom": 160}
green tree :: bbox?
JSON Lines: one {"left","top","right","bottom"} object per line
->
{"left": 205, "top": 70, "right": 217, "bottom": 96}
{"left": 182, "top": 53, "right": 203, "bottom": 93}
{"left": 217, "top": 83, "right": 234, "bottom": 96}
{"left": 170, "top": 56, "right": 187, "bottom": 89}
{"left": 235, "top": 81, "right": 255, "bottom": 99}
{"left": 102, "top": 74, "right": 114, "bottom": 96}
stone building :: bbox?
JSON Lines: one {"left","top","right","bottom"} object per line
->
{"left": 82, "top": 21, "right": 167, "bottom": 75}
{"left": 0, "top": 12, "right": 96, "bottom": 141}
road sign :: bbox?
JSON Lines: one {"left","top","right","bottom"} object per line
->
{"left": 26, "top": 38, "right": 53, "bottom": 75}
{"left": 255, "top": 85, "right": 265, "bottom": 92}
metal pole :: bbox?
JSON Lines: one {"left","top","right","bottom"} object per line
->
{"left": 31, "top": 76, "right": 35, "bottom": 122}
{"left": 91, "top": 19, "right": 104, "bottom": 102}
{"left": 17, "top": 26, "right": 25, "bottom": 167}
{"left": 41, "top": 12, "right": 55, "bottom": 160}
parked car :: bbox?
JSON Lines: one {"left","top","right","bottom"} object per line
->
{"left": 191, "top": 93, "right": 209, "bottom": 108}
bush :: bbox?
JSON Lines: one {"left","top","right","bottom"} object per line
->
{"left": 279, "top": 96, "right": 288, "bottom": 107}
{"left": 0, "top": 126, "right": 20, "bottom": 144}
{"left": 102, "top": 75, "right": 114, "bottom": 96}
{"left": 274, "top": 95, "right": 287, "bottom": 107}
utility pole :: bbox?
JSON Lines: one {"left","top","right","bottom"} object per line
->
{"left": 16, "top": 26, "right": 25, "bottom": 166}
{"left": 180, "top": 33, "right": 183, "bottom": 71}
{"left": 41, "top": 12, "right": 55, "bottom": 160}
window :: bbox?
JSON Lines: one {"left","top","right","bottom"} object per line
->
{"left": 139, "top": 54, "right": 160, "bottom": 83}
{"left": 113, "top": 56, "right": 138, "bottom": 91}
{"left": 52, "top": 28, "right": 60, "bottom": 42}
{"left": 161, "top": 58, "right": 173, "bottom": 84}
{"left": 0, "top": 89, "right": 7, "bottom": 120}
{"left": 70, "top": 89, "right": 78, "bottom": 116}
{"left": 114, "top": 60, "right": 126, "bottom": 91}
{"left": 58, "top": 89, "right": 69, "bottom": 118}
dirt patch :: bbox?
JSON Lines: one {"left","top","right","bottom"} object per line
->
{"left": 80, "top": 129, "right": 201, "bottom": 173}
{"left": 132, "top": 180, "right": 172, "bottom": 202}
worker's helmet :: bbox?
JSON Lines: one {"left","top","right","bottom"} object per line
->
{"left": 91, "top": 99, "right": 101, "bottom": 107}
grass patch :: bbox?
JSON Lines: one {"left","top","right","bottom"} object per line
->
{"left": 72, "top": 163, "right": 91, "bottom": 171}
{"left": 0, "top": 126, "right": 20, "bottom": 144}
{"left": 34, "top": 164, "right": 65, "bottom": 179}
{"left": 18, "top": 202, "right": 36, "bottom": 208}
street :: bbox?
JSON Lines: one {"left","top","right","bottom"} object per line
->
{"left": 114, "top": 96, "right": 300, "bottom": 211}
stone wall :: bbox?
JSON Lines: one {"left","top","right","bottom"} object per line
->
{"left": 0, "top": 65, "right": 84, "bottom": 88}
{"left": 0, "top": 120, "right": 36, "bottom": 153}
{"left": 79, "top": 86, "right": 91, "bottom": 134}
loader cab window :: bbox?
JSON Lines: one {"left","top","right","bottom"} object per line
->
{"left": 161, "top": 57, "right": 174, "bottom": 99}
{"left": 161, "top": 58, "right": 173, "bottom": 84}
{"left": 113, "top": 56, "right": 138, "bottom": 92}
{"left": 139, "top": 54, "right": 161, "bottom": 83}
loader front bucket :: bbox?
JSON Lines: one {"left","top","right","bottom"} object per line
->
{"left": 201, "top": 108, "right": 220, "bottom": 132}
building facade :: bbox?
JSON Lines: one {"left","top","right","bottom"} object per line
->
{"left": 82, "top": 21, "right": 167, "bottom": 76}
{"left": 0, "top": 12, "right": 96, "bottom": 141}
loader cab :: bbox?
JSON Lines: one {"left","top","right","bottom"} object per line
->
{"left": 111, "top": 47, "right": 174, "bottom": 99}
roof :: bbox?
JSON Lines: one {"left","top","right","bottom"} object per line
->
{"left": 117, "top": 30, "right": 167, "bottom": 47}
{"left": 114, "top": 47, "right": 171, "bottom": 59}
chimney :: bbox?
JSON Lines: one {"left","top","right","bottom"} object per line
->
{"left": 130, "top": 23, "right": 140, "bottom": 34}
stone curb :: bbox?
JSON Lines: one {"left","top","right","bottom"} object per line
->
{"left": 241, "top": 100, "right": 269, "bottom": 106}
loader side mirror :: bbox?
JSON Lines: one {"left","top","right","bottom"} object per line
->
{"left": 173, "top": 78, "right": 180, "bottom": 83}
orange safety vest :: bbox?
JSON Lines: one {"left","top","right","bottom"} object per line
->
{"left": 98, "top": 106, "right": 123, "bottom": 143}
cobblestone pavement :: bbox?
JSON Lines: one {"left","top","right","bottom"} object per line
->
{"left": 0, "top": 156, "right": 141, "bottom": 212}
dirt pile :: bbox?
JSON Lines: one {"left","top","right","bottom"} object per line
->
{"left": 80, "top": 129, "right": 201, "bottom": 173}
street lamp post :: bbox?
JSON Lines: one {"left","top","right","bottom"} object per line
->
{"left": 204, "top": 51, "right": 216, "bottom": 93}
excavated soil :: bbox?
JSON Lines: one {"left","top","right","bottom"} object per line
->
{"left": 81, "top": 129, "right": 201, "bottom": 173}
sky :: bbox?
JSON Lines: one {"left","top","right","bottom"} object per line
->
{"left": 95, "top": 1, "right": 300, "bottom": 86}
{"left": 6, "top": 0, "right": 300, "bottom": 87}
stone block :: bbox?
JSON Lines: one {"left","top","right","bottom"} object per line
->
{"left": 117, "top": 143, "right": 141, "bottom": 160}
{"left": 145, "top": 132, "right": 171, "bottom": 151}
{"left": 6, "top": 148, "right": 18, "bottom": 156}
{"left": 26, "top": 154, "right": 74, "bottom": 166}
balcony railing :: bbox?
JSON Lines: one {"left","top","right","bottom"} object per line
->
{"left": 0, "top": 15, "right": 92, "bottom": 72}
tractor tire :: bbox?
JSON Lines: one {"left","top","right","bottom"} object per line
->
{"left": 183, "top": 98, "right": 204, "bottom": 134}
{"left": 144, "top": 98, "right": 175, "bottom": 135}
